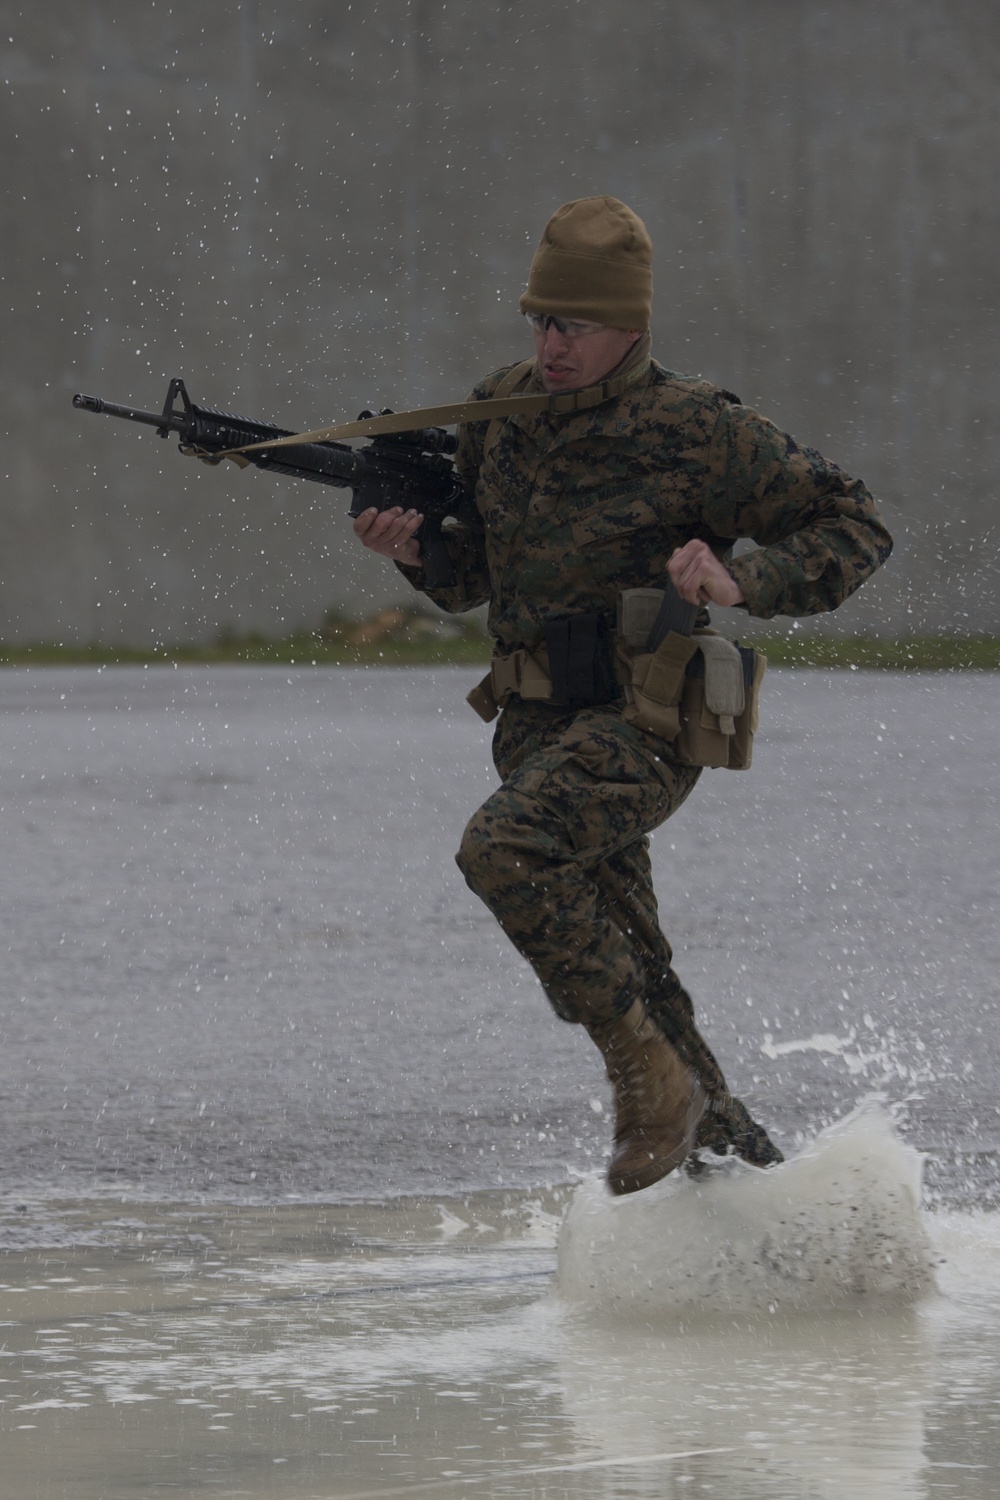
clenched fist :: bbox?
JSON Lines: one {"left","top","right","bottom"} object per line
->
{"left": 667, "top": 539, "right": 744, "bottom": 607}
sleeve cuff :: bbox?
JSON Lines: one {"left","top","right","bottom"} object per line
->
{"left": 726, "top": 551, "right": 789, "bottom": 619}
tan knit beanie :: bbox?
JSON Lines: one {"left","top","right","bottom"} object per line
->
{"left": 519, "top": 196, "right": 653, "bottom": 330}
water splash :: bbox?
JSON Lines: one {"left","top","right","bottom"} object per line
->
{"left": 556, "top": 1102, "right": 934, "bottom": 1320}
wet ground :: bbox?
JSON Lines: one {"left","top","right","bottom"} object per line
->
{"left": 1, "top": 665, "right": 999, "bottom": 1497}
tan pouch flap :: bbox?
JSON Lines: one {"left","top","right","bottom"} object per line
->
{"left": 617, "top": 631, "right": 698, "bottom": 742}
{"left": 636, "top": 632, "right": 699, "bottom": 706}
{"left": 616, "top": 588, "right": 668, "bottom": 653}
{"left": 467, "top": 673, "right": 499, "bottom": 722}
{"left": 697, "top": 636, "right": 745, "bottom": 722}
{"left": 517, "top": 650, "right": 554, "bottom": 701}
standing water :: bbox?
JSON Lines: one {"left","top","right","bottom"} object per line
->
{"left": 1, "top": 666, "right": 998, "bottom": 1497}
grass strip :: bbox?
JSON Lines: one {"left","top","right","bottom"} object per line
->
{"left": 740, "top": 635, "right": 1000, "bottom": 671}
{"left": 1, "top": 631, "right": 998, "bottom": 672}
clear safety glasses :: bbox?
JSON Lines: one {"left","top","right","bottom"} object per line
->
{"left": 523, "top": 312, "right": 607, "bottom": 338}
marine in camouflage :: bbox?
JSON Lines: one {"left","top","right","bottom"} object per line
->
{"left": 398, "top": 346, "right": 892, "bottom": 1165}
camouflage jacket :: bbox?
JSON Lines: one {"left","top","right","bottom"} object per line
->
{"left": 399, "top": 357, "right": 892, "bottom": 654}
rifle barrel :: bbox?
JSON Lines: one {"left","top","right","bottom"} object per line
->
{"left": 73, "top": 393, "right": 180, "bottom": 432}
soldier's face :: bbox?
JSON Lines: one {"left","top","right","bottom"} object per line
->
{"left": 532, "top": 320, "right": 642, "bottom": 394}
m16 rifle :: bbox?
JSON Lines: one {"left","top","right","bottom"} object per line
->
{"left": 72, "top": 377, "right": 474, "bottom": 589}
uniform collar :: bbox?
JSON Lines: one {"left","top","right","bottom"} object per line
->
{"left": 522, "top": 330, "right": 652, "bottom": 413}
{"left": 509, "top": 334, "right": 653, "bottom": 446}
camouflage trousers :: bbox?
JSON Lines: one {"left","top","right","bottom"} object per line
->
{"left": 456, "top": 697, "right": 731, "bottom": 1101}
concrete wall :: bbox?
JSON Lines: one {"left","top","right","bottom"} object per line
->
{"left": 2, "top": 0, "right": 998, "bottom": 644}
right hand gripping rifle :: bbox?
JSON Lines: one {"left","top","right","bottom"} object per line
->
{"left": 73, "top": 377, "right": 474, "bottom": 589}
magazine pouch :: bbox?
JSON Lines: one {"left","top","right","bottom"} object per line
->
{"left": 616, "top": 616, "right": 765, "bottom": 771}
{"left": 616, "top": 629, "right": 700, "bottom": 742}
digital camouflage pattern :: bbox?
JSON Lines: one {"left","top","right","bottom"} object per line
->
{"left": 454, "top": 694, "right": 781, "bottom": 1160}
{"left": 404, "top": 356, "right": 893, "bottom": 648}
{"left": 401, "top": 354, "right": 892, "bottom": 1164}
{"left": 456, "top": 697, "right": 702, "bottom": 1025}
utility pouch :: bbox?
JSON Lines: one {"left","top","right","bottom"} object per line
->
{"left": 616, "top": 629, "right": 699, "bottom": 741}
{"left": 466, "top": 646, "right": 553, "bottom": 722}
{"left": 675, "top": 637, "right": 764, "bottom": 769}
{"left": 615, "top": 589, "right": 766, "bottom": 770}
{"left": 544, "top": 612, "right": 618, "bottom": 709}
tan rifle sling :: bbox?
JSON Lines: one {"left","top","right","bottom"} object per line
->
{"left": 216, "top": 358, "right": 646, "bottom": 460}
{"left": 478, "top": 357, "right": 536, "bottom": 467}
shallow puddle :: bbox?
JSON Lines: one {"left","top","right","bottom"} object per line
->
{"left": 2, "top": 669, "right": 1000, "bottom": 1496}
{"left": 2, "top": 1173, "right": 999, "bottom": 1499}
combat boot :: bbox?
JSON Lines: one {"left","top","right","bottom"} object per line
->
{"left": 588, "top": 1001, "right": 706, "bottom": 1195}
{"left": 686, "top": 1093, "right": 784, "bottom": 1173}
{"left": 640, "top": 973, "right": 783, "bottom": 1173}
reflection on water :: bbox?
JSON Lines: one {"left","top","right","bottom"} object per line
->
{"left": 1, "top": 1185, "right": 999, "bottom": 1499}
{"left": 557, "top": 1307, "right": 935, "bottom": 1499}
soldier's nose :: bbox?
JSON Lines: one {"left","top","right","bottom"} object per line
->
{"left": 543, "top": 329, "right": 571, "bottom": 356}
